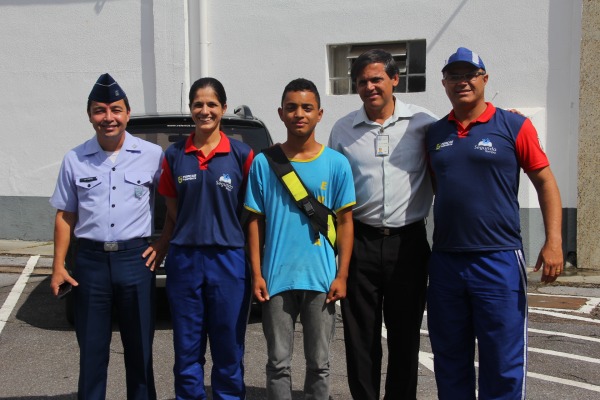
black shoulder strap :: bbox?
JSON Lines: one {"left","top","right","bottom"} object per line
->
{"left": 262, "top": 145, "right": 337, "bottom": 253}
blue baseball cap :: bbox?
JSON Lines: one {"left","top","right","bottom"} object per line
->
{"left": 442, "top": 47, "right": 486, "bottom": 72}
{"left": 88, "top": 73, "right": 127, "bottom": 103}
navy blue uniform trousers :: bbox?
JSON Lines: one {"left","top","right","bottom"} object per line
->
{"left": 74, "top": 241, "right": 156, "bottom": 400}
{"left": 165, "top": 245, "right": 250, "bottom": 400}
{"left": 427, "top": 250, "right": 528, "bottom": 400}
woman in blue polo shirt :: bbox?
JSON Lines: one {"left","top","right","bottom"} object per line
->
{"left": 158, "top": 77, "right": 254, "bottom": 400}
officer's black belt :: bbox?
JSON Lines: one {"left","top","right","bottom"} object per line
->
{"left": 353, "top": 219, "right": 424, "bottom": 237}
{"left": 77, "top": 238, "right": 150, "bottom": 252}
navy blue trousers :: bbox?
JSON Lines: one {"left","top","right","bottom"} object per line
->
{"left": 427, "top": 250, "right": 528, "bottom": 400}
{"left": 165, "top": 245, "right": 250, "bottom": 400}
{"left": 74, "top": 242, "right": 156, "bottom": 400}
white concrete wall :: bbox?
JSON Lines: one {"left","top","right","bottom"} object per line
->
{"left": 0, "top": 0, "right": 582, "bottom": 241}
{"left": 0, "top": 0, "right": 186, "bottom": 198}
{"left": 207, "top": 0, "right": 580, "bottom": 209}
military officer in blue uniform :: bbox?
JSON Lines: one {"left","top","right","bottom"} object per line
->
{"left": 50, "top": 73, "right": 168, "bottom": 400}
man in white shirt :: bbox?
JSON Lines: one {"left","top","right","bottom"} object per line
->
{"left": 329, "top": 49, "right": 437, "bottom": 400}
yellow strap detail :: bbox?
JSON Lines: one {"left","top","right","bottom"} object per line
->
{"left": 327, "top": 214, "right": 337, "bottom": 248}
{"left": 281, "top": 171, "right": 309, "bottom": 201}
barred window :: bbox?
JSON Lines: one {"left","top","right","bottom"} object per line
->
{"left": 328, "top": 40, "right": 427, "bottom": 95}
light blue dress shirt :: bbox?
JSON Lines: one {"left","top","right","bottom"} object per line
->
{"left": 329, "top": 97, "right": 437, "bottom": 228}
{"left": 50, "top": 132, "right": 163, "bottom": 241}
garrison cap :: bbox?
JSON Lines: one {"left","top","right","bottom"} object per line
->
{"left": 442, "top": 47, "right": 486, "bottom": 72}
{"left": 88, "top": 73, "right": 126, "bottom": 103}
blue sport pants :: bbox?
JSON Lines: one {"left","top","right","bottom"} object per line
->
{"left": 165, "top": 245, "right": 250, "bottom": 400}
{"left": 427, "top": 250, "right": 528, "bottom": 400}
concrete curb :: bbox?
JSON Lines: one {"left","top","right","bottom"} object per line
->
{"left": 0, "top": 240, "right": 54, "bottom": 257}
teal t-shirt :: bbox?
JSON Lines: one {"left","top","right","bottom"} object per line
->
{"left": 244, "top": 145, "right": 356, "bottom": 296}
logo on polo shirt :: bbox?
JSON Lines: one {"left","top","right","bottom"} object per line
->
{"left": 216, "top": 173, "right": 233, "bottom": 192}
{"left": 474, "top": 138, "right": 497, "bottom": 154}
{"left": 435, "top": 140, "right": 454, "bottom": 150}
{"left": 177, "top": 174, "right": 197, "bottom": 184}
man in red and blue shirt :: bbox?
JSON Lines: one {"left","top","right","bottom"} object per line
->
{"left": 425, "top": 47, "right": 563, "bottom": 399}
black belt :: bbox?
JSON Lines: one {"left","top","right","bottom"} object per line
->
{"left": 353, "top": 219, "right": 425, "bottom": 237}
{"left": 77, "top": 238, "right": 150, "bottom": 252}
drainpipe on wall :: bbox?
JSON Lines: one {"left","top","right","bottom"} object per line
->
{"left": 199, "top": 0, "right": 209, "bottom": 77}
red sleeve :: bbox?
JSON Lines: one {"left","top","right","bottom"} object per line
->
{"left": 240, "top": 149, "right": 254, "bottom": 192}
{"left": 515, "top": 118, "right": 549, "bottom": 173}
{"left": 243, "top": 149, "right": 255, "bottom": 179}
{"left": 157, "top": 157, "right": 177, "bottom": 198}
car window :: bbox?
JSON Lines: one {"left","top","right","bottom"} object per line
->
{"left": 221, "top": 125, "right": 272, "bottom": 153}
{"left": 125, "top": 115, "right": 273, "bottom": 232}
{"left": 127, "top": 118, "right": 272, "bottom": 153}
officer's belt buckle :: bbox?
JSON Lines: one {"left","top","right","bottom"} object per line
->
{"left": 381, "top": 228, "right": 391, "bottom": 236}
{"left": 103, "top": 242, "right": 119, "bottom": 252}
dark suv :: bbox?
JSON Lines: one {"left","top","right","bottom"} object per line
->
{"left": 65, "top": 106, "right": 273, "bottom": 322}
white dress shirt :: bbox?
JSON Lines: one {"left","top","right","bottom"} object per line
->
{"left": 329, "top": 97, "right": 437, "bottom": 228}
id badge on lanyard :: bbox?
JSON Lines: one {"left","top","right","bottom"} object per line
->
{"left": 375, "top": 126, "right": 389, "bottom": 156}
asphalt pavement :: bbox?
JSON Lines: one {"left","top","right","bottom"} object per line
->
{"left": 1, "top": 239, "right": 600, "bottom": 331}
{"left": 1, "top": 240, "right": 599, "bottom": 399}
{"left": 2, "top": 238, "right": 600, "bottom": 313}
{"left": 1, "top": 239, "right": 599, "bottom": 292}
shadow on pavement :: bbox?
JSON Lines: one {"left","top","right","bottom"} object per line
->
{"left": 0, "top": 394, "right": 77, "bottom": 399}
{"left": 15, "top": 275, "right": 72, "bottom": 331}
{"left": 202, "top": 386, "right": 305, "bottom": 399}
{"left": 15, "top": 276, "right": 262, "bottom": 332}
{"left": 15, "top": 276, "right": 174, "bottom": 331}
